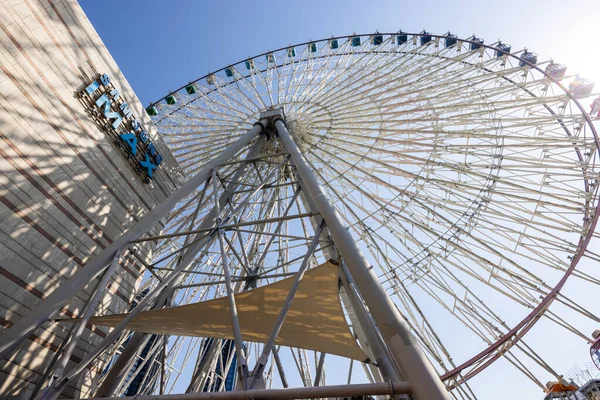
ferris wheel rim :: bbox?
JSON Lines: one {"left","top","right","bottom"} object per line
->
{"left": 149, "top": 31, "right": 598, "bottom": 134}
{"left": 147, "top": 31, "right": 600, "bottom": 387}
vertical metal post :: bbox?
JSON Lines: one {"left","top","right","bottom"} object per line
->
{"left": 212, "top": 169, "right": 249, "bottom": 386}
{"left": 0, "top": 123, "right": 265, "bottom": 359}
{"left": 272, "top": 347, "right": 288, "bottom": 388}
{"left": 96, "top": 133, "right": 268, "bottom": 397}
{"left": 275, "top": 119, "right": 449, "bottom": 400}
{"left": 160, "top": 336, "right": 167, "bottom": 395}
{"left": 347, "top": 359, "right": 354, "bottom": 385}
{"left": 313, "top": 352, "right": 326, "bottom": 386}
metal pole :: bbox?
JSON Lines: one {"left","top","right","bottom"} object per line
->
{"left": 160, "top": 336, "right": 167, "bottom": 395}
{"left": 347, "top": 359, "right": 354, "bottom": 385}
{"left": 249, "top": 221, "right": 324, "bottom": 387}
{"left": 313, "top": 352, "right": 326, "bottom": 386}
{"left": 0, "top": 123, "right": 265, "bottom": 360}
{"left": 271, "top": 347, "right": 288, "bottom": 388}
{"left": 83, "top": 381, "right": 411, "bottom": 400}
{"left": 275, "top": 119, "right": 449, "bottom": 400}
{"left": 339, "top": 262, "right": 401, "bottom": 382}
{"left": 213, "top": 169, "right": 250, "bottom": 385}
{"left": 293, "top": 175, "right": 392, "bottom": 384}
{"left": 95, "top": 132, "right": 268, "bottom": 396}
{"left": 186, "top": 339, "right": 221, "bottom": 393}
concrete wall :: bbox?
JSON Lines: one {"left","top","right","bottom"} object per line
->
{"left": 0, "top": 0, "right": 183, "bottom": 398}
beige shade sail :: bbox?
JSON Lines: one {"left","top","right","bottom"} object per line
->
{"left": 64, "top": 261, "right": 369, "bottom": 361}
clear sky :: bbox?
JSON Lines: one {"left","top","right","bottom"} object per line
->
{"left": 80, "top": 0, "right": 600, "bottom": 107}
{"left": 79, "top": 1, "right": 600, "bottom": 398}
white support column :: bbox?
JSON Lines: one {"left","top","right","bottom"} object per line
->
{"left": 275, "top": 118, "right": 450, "bottom": 400}
{"left": 212, "top": 169, "right": 250, "bottom": 385}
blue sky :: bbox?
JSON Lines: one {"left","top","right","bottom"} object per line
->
{"left": 79, "top": 1, "right": 600, "bottom": 398}
{"left": 81, "top": 0, "right": 599, "bottom": 107}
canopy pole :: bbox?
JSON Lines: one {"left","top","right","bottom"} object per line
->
{"left": 274, "top": 118, "right": 450, "bottom": 400}
{"left": 313, "top": 352, "right": 326, "bottom": 386}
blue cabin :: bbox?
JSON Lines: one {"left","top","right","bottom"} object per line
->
{"left": 372, "top": 34, "right": 383, "bottom": 45}
{"left": 519, "top": 52, "right": 538, "bottom": 67}
{"left": 470, "top": 37, "right": 484, "bottom": 51}
{"left": 445, "top": 33, "right": 458, "bottom": 48}
{"left": 351, "top": 36, "right": 361, "bottom": 47}
{"left": 288, "top": 47, "right": 296, "bottom": 57}
{"left": 397, "top": 33, "right": 408, "bottom": 45}
{"left": 330, "top": 39, "right": 339, "bottom": 49}
{"left": 225, "top": 68, "right": 234, "bottom": 78}
{"left": 495, "top": 43, "right": 511, "bottom": 58}
{"left": 309, "top": 42, "right": 318, "bottom": 53}
{"left": 266, "top": 53, "right": 275, "bottom": 63}
{"left": 545, "top": 64, "right": 567, "bottom": 81}
{"left": 420, "top": 31, "right": 432, "bottom": 45}
{"left": 245, "top": 60, "right": 255, "bottom": 70}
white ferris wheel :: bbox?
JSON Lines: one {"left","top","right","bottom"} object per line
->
{"left": 9, "top": 31, "right": 600, "bottom": 400}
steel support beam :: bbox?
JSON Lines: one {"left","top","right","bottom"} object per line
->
{"left": 294, "top": 175, "right": 394, "bottom": 384}
{"left": 0, "top": 123, "right": 265, "bottom": 360}
{"left": 213, "top": 169, "right": 250, "bottom": 385}
{"left": 313, "top": 352, "right": 326, "bottom": 386}
{"left": 83, "top": 381, "right": 411, "bottom": 400}
{"left": 275, "top": 119, "right": 450, "bottom": 400}
{"left": 95, "top": 131, "right": 268, "bottom": 396}
{"left": 271, "top": 347, "right": 288, "bottom": 388}
{"left": 338, "top": 262, "right": 400, "bottom": 382}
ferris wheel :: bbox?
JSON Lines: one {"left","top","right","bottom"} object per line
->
{"left": 135, "top": 31, "right": 600, "bottom": 398}
{"left": 11, "top": 31, "right": 600, "bottom": 400}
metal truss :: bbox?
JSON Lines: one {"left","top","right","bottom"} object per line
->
{"left": 2, "top": 32, "right": 599, "bottom": 400}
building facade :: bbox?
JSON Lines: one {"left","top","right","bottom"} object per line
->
{"left": 0, "top": 0, "right": 183, "bottom": 398}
